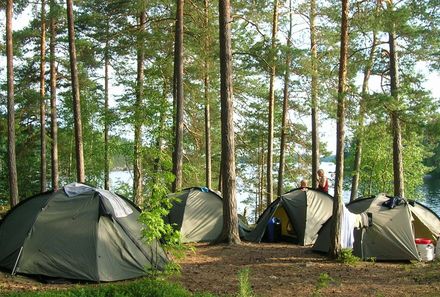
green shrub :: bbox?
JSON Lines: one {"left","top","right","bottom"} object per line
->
{"left": 312, "top": 273, "right": 335, "bottom": 297}
{"left": 337, "top": 249, "right": 360, "bottom": 265}
{"left": 237, "top": 268, "right": 255, "bottom": 297}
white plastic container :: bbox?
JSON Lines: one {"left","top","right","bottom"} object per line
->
{"left": 415, "top": 238, "right": 434, "bottom": 261}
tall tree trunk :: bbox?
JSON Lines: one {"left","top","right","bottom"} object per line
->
{"left": 310, "top": 0, "right": 320, "bottom": 188}
{"left": 49, "top": 0, "right": 59, "bottom": 191}
{"left": 330, "top": 0, "right": 349, "bottom": 259}
{"left": 277, "top": 0, "right": 292, "bottom": 197}
{"left": 39, "top": 0, "right": 47, "bottom": 192}
{"left": 266, "top": 0, "right": 279, "bottom": 206}
{"left": 258, "top": 137, "right": 265, "bottom": 216}
{"left": 388, "top": 1, "right": 404, "bottom": 198}
{"left": 66, "top": 0, "right": 85, "bottom": 182}
{"left": 350, "top": 33, "right": 377, "bottom": 202}
{"left": 6, "top": 0, "right": 19, "bottom": 206}
{"left": 104, "top": 32, "right": 110, "bottom": 190}
{"left": 218, "top": 166, "right": 223, "bottom": 192}
{"left": 172, "top": 0, "right": 185, "bottom": 192}
{"left": 257, "top": 138, "right": 263, "bottom": 220}
{"left": 204, "top": 0, "right": 212, "bottom": 189}
{"left": 153, "top": 80, "right": 169, "bottom": 176}
{"left": 216, "top": 0, "right": 240, "bottom": 244}
{"left": 134, "top": 11, "right": 146, "bottom": 205}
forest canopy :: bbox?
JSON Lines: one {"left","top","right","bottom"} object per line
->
{"left": 0, "top": 0, "right": 439, "bottom": 223}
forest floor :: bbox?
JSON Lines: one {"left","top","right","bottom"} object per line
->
{"left": 1, "top": 242, "right": 440, "bottom": 296}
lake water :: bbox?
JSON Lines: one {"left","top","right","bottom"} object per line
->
{"left": 110, "top": 165, "right": 440, "bottom": 216}
{"left": 421, "top": 177, "right": 440, "bottom": 215}
{"left": 320, "top": 162, "right": 440, "bottom": 216}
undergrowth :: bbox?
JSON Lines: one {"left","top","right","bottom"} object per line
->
{"left": 337, "top": 249, "right": 360, "bottom": 265}
{"left": 237, "top": 268, "right": 255, "bottom": 297}
{"left": 312, "top": 273, "right": 335, "bottom": 297}
{"left": 0, "top": 278, "right": 214, "bottom": 297}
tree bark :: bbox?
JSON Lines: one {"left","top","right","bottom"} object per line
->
{"left": 217, "top": 0, "right": 240, "bottom": 244}
{"left": 172, "top": 0, "right": 185, "bottom": 192}
{"left": 40, "top": 0, "right": 47, "bottom": 192}
{"left": 388, "top": 1, "right": 404, "bottom": 198}
{"left": 204, "top": 0, "right": 212, "bottom": 189}
{"left": 330, "top": 0, "right": 349, "bottom": 260}
{"left": 310, "top": 0, "right": 320, "bottom": 188}
{"left": 350, "top": 33, "right": 377, "bottom": 202}
{"left": 104, "top": 30, "right": 110, "bottom": 190}
{"left": 258, "top": 137, "right": 265, "bottom": 216}
{"left": 266, "top": 0, "right": 279, "bottom": 207}
{"left": 277, "top": 0, "right": 292, "bottom": 197}
{"left": 66, "top": 0, "right": 85, "bottom": 183}
{"left": 49, "top": 0, "right": 59, "bottom": 191}
{"left": 6, "top": 0, "right": 19, "bottom": 206}
{"left": 133, "top": 11, "right": 145, "bottom": 205}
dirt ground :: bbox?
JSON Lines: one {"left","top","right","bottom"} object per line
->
{"left": 1, "top": 242, "right": 440, "bottom": 296}
{"left": 172, "top": 242, "right": 440, "bottom": 297}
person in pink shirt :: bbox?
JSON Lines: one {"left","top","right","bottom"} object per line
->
{"left": 316, "top": 169, "right": 328, "bottom": 193}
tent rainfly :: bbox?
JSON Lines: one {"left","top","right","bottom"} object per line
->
{"left": 0, "top": 183, "right": 168, "bottom": 281}
{"left": 166, "top": 187, "right": 250, "bottom": 243}
{"left": 244, "top": 188, "right": 333, "bottom": 245}
{"left": 314, "top": 193, "right": 440, "bottom": 261}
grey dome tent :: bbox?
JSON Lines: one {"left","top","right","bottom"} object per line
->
{"left": 166, "top": 187, "right": 250, "bottom": 243}
{"left": 243, "top": 188, "right": 333, "bottom": 245}
{"left": 0, "top": 183, "right": 168, "bottom": 281}
{"left": 313, "top": 193, "right": 440, "bottom": 261}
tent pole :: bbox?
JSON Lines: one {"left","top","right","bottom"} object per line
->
{"left": 12, "top": 246, "right": 23, "bottom": 275}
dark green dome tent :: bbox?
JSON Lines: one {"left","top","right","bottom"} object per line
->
{"left": 313, "top": 193, "right": 440, "bottom": 261}
{"left": 166, "top": 187, "right": 224, "bottom": 243}
{"left": 244, "top": 188, "right": 333, "bottom": 245}
{"left": 166, "top": 187, "right": 250, "bottom": 243}
{"left": 0, "top": 183, "right": 168, "bottom": 281}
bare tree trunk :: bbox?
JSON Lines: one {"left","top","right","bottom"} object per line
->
{"left": 104, "top": 33, "right": 110, "bottom": 190}
{"left": 391, "top": 109, "right": 404, "bottom": 197}
{"left": 172, "top": 0, "right": 185, "bottom": 192}
{"left": 218, "top": 165, "right": 223, "bottom": 192}
{"left": 49, "top": 0, "right": 59, "bottom": 191}
{"left": 40, "top": 0, "right": 47, "bottom": 192}
{"left": 204, "top": 0, "right": 212, "bottom": 189}
{"left": 388, "top": 1, "right": 404, "bottom": 198}
{"left": 310, "top": 0, "right": 320, "bottom": 188}
{"left": 266, "top": 0, "right": 279, "bottom": 206}
{"left": 153, "top": 80, "right": 169, "bottom": 176}
{"left": 66, "top": 0, "right": 85, "bottom": 182}
{"left": 277, "top": 0, "right": 292, "bottom": 197}
{"left": 216, "top": 0, "right": 240, "bottom": 244}
{"left": 330, "top": 0, "right": 349, "bottom": 259}
{"left": 6, "top": 0, "right": 19, "bottom": 206}
{"left": 258, "top": 137, "right": 265, "bottom": 215}
{"left": 350, "top": 33, "right": 377, "bottom": 202}
{"left": 133, "top": 11, "right": 145, "bottom": 205}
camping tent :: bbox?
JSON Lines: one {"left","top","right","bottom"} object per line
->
{"left": 243, "top": 188, "right": 333, "bottom": 245}
{"left": 166, "top": 187, "right": 224, "bottom": 243}
{"left": 314, "top": 193, "right": 440, "bottom": 261}
{"left": 312, "top": 205, "right": 364, "bottom": 253}
{"left": 0, "top": 183, "right": 168, "bottom": 281}
{"left": 166, "top": 187, "right": 250, "bottom": 243}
